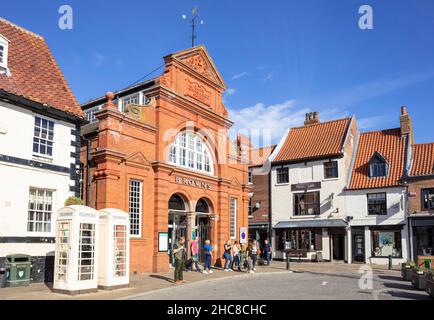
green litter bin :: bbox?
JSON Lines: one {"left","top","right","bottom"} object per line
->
{"left": 5, "top": 254, "right": 31, "bottom": 288}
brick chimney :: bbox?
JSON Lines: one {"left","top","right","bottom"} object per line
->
{"left": 400, "top": 105, "right": 414, "bottom": 144}
{"left": 304, "top": 111, "right": 320, "bottom": 126}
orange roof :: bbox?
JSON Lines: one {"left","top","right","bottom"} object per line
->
{"left": 249, "top": 145, "right": 276, "bottom": 167}
{"left": 0, "top": 18, "right": 83, "bottom": 118}
{"left": 273, "top": 117, "right": 352, "bottom": 163}
{"left": 348, "top": 128, "right": 406, "bottom": 190}
{"left": 410, "top": 143, "right": 434, "bottom": 177}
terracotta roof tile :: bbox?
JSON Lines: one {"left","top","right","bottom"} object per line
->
{"left": 349, "top": 128, "right": 406, "bottom": 190}
{"left": 273, "top": 117, "right": 352, "bottom": 162}
{"left": 410, "top": 143, "right": 434, "bottom": 177}
{"left": 249, "top": 145, "right": 276, "bottom": 167}
{"left": 0, "top": 18, "right": 83, "bottom": 118}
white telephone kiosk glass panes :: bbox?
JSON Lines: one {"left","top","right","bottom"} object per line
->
{"left": 78, "top": 223, "right": 95, "bottom": 281}
{"left": 56, "top": 222, "right": 70, "bottom": 281}
{"left": 114, "top": 225, "right": 127, "bottom": 277}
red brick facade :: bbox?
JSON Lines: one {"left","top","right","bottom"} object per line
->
{"left": 80, "top": 46, "right": 251, "bottom": 273}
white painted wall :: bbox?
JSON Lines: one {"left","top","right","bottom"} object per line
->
{"left": 271, "top": 157, "right": 348, "bottom": 225}
{"left": 345, "top": 187, "right": 409, "bottom": 264}
{"left": 0, "top": 101, "right": 76, "bottom": 258}
{"left": 0, "top": 101, "right": 76, "bottom": 168}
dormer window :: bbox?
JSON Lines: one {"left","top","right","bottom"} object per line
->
{"left": 369, "top": 152, "right": 389, "bottom": 178}
{"left": 0, "top": 34, "right": 9, "bottom": 71}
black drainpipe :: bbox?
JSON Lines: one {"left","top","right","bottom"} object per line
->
{"left": 268, "top": 162, "right": 272, "bottom": 243}
{"left": 85, "top": 138, "right": 91, "bottom": 206}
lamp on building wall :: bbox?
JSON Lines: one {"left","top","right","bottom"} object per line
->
{"left": 255, "top": 202, "right": 261, "bottom": 209}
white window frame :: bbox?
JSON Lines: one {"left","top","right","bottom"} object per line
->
{"left": 230, "top": 197, "right": 237, "bottom": 240}
{"left": 128, "top": 179, "right": 142, "bottom": 238}
{"left": 27, "top": 187, "right": 54, "bottom": 235}
{"left": 0, "top": 35, "right": 9, "bottom": 70}
{"left": 84, "top": 105, "right": 102, "bottom": 123}
{"left": 168, "top": 132, "right": 214, "bottom": 175}
{"left": 33, "top": 115, "right": 55, "bottom": 159}
{"left": 248, "top": 170, "right": 253, "bottom": 184}
{"left": 120, "top": 93, "right": 141, "bottom": 112}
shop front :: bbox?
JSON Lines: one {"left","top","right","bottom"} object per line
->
{"left": 273, "top": 219, "right": 348, "bottom": 262}
{"left": 410, "top": 216, "right": 434, "bottom": 266}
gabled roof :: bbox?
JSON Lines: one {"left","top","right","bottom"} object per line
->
{"left": 165, "top": 45, "right": 227, "bottom": 89}
{"left": 0, "top": 18, "right": 83, "bottom": 118}
{"left": 348, "top": 128, "right": 406, "bottom": 190}
{"left": 272, "top": 117, "right": 352, "bottom": 163}
{"left": 249, "top": 145, "right": 276, "bottom": 167}
{"left": 410, "top": 143, "right": 434, "bottom": 177}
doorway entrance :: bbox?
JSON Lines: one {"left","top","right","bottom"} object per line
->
{"left": 353, "top": 234, "right": 365, "bottom": 262}
{"left": 195, "top": 198, "right": 212, "bottom": 263}
{"left": 168, "top": 194, "right": 188, "bottom": 266}
{"left": 332, "top": 234, "right": 345, "bottom": 261}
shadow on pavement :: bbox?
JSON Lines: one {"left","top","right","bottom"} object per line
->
{"left": 387, "top": 290, "right": 431, "bottom": 300}
{"left": 378, "top": 275, "right": 403, "bottom": 281}
{"left": 149, "top": 274, "right": 174, "bottom": 283}
{"left": 383, "top": 282, "right": 414, "bottom": 291}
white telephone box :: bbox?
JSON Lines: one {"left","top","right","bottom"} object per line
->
{"left": 53, "top": 205, "right": 99, "bottom": 295}
{"left": 98, "top": 208, "right": 130, "bottom": 289}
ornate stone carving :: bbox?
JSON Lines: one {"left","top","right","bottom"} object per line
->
{"left": 124, "top": 104, "right": 142, "bottom": 120}
{"left": 185, "top": 78, "right": 211, "bottom": 106}
{"left": 185, "top": 54, "right": 212, "bottom": 79}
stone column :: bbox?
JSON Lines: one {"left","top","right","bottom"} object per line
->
{"left": 347, "top": 227, "right": 352, "bottom": 264}
{"left": 364, "top": 227, "right": 371, "bottom": 264}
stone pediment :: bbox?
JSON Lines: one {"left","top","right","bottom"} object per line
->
{"left": 124, "top": 151, "right": 151, "bottom": 169}
{"left": 171, "top": 45, "right": 226, "bottom": 89}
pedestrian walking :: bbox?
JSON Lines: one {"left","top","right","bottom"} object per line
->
{"left": 203, "top": 239, "right": 213, "bottom": 274}
{"left": 246, "top": 241, "right": 255, "bottom": 274}
{"left": 223, "top": 240, "right": 234, "bottom": 272}
{"left": 189, "top": 236, "right": 201, "bottom": 272}
{"left": 173, "top": 236, "right": 186, "bottom": 284}
{"left": 251, "top": 239, "right": 259, "bottom": 271}
{"left": 239, "top": 244, "right": 247, "bottom": 272}
{"left": 233, "top": 241, "right": 241, "bottom": 271}
{"left": 264, "top": 239, "right": 272, "bottom": 266}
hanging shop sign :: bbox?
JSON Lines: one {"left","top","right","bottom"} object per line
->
{"left": 175, "top": 176, "right": 212, "bottom": 190}
{"left": 291, "top": 181, "right": 321, "bottom": 192}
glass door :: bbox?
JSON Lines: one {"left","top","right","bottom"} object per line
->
{"left": 353, "top": 234, "right": 365, "bottom": 262}
{"left": 56, "top": 222, "right": 70, "bottom": 281}
{"left": 114, "top": 225, "right": 127, "bottom": 277}
{"left": 78, "top": 223, "right": 95, "bottom": 281}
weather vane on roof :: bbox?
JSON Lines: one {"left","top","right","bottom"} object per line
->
{"left": 182, "top": 6, "right": 204, "bottom": 47}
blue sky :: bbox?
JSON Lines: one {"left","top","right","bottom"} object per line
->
{"left": 2, "top": 0, "right": 434, "bottom": 145}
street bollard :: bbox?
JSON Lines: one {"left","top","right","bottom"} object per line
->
{"left": 388, "top": 255, "right": 392, "bottom": 270}
{"left": 286, "top": 254, "right": 291, "bottom": 271}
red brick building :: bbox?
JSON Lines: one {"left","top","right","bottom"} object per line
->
{"left": 80, "top": 46, "right": 251, "bottom": 273}
{"left": 248, "top": 145, "right": 276, "bottom": 246}
{"left": 407, "top": 142, "right": 434, "bottom": 265}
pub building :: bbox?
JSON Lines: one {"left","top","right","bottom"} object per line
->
{"left": 270, "top": 112, "right": 359, "bottom": 262}
{"left": 247, "top": 145, "right": 276, "bottom": 246}
{"left": 344, "top": 107, "right": 412, "bottom": 265}
{"left": 80, "top": 46, "right": 251, "bottom": 273}
{"left": 407, "top": 142, "right": 434, "bottom": 266}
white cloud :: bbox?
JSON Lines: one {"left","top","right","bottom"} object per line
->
{"left": 261, "top": 73, "right": 273, "bottom": 82}
{"left": 228, "top": 100, "right": 307, "bottom": 145}
{"left": 231, "top": 72, "right": 249, "bottom": 80}
{"left": 226, "top": 88, "right": 236, "bottom": 95}
{"left": 93, "top": 53, "right": 105, "bottom": 68}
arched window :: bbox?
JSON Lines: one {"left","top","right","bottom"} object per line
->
{"left": 168, "top": 132, "right": 214, "bottom": 175}
{"left": 195, "top": 198, "right": 210, "bottom": 213}
{"left": 169, "top": 194, "right": 186, "bottom": 211}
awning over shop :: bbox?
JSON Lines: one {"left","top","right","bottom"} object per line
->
{"left": 274, "top": 219, "right": 347, "bottom": 229}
